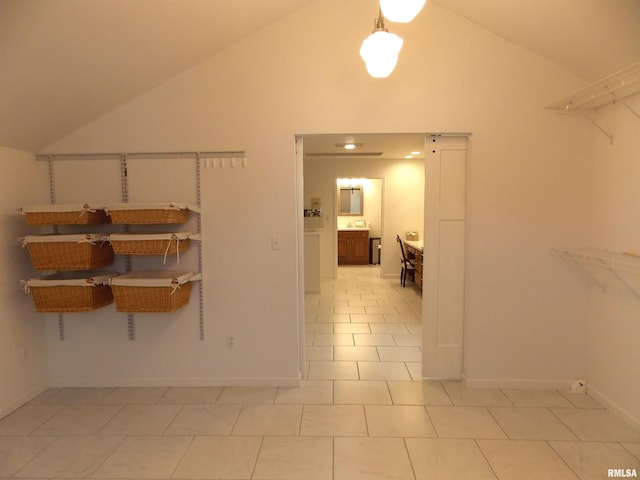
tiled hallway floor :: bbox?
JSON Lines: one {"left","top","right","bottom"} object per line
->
{"left": 1, "top": 267, "right": 639, "bottom": 479}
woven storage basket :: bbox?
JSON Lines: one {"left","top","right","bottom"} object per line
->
{"left": 22, "top": 234, "right": 115, "bottom": 270}
{"left": 23, "top": 273, "right": 116, "bottom": 313}
{"left": 105, "top": 203, "right": 192, "bottom": 224}
{"left": 110, "top": 270, "right": 197, "bottom": 313}
{"left": 21, "top": 204, "right": 109, "bottom": 226}
{"left": 108, "top": 232, "right": 191, "bottom": 256}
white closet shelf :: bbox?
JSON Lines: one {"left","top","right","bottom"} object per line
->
{"left": 546, "top": 62, "right": 640, "bottom": 111}
{"left": 545, "top": 62, "right": 640, "bottom": 144}
{"left": 553, "top": 248, "right": 640, "bottom": 273}
{"left": 552, "top": 247, "right": 640, "bottom": 298}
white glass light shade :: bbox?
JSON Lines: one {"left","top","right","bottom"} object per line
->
{"left": 359, "top": 31, "right": 403, "bottom": 78}
{"left": 380, "top": 0, "right": 426, "bottom": 23}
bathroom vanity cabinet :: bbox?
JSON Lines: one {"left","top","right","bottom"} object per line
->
{"left": 338, "top": 230, "right": 369, "bottom": 265}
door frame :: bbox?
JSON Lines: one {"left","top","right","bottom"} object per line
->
{"left": 295, "top": 133, "right": 469, "bottom": 380}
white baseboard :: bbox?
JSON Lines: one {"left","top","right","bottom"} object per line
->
{"left": 587, "top": 384, "right": 640, "bottom": 434}
{"left": 0, "top": 380, "right": 49, "bottom": 421}
{"left": 461, "top": 373, "right": 574, "bottom": 390}
{"left": 48, "top": 376, "right": 301, "bottom": 388}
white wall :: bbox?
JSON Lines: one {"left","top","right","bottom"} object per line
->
{"left": 585, "top": 93, "right": 640, "bottom": 429}
{"left": 306, "top": 158, "right": 423, "bottom": 278}
{"left": 364, "top": 178, "right": 383, "bottom": 239}
{"left": 44, "top": 0, "right": 592, "bottom": 391}
{"left": 0, "top": 146, "right": 50, "bottom": 418}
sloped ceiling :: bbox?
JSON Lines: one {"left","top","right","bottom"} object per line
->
{"left": 431, "top": 0, "right": 640, "bottom": 81}
{"left": 0, "top": 0, "right": 314, "bottom": 152}
{"left": 1, "top": 0, "right": 639, "bottom": 152}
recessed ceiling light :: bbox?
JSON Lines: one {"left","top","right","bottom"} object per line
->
{"left": 411, "top": 151, "right": 420, "bottom": 155}
{"left": 335, "top": 142, "right": 363, "bottom": 150}
{"left": 405, "top": 155, "right": 414, "bottom": 159}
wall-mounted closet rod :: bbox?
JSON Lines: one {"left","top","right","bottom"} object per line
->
{"left": 37, "top": 153, "right": 120, "bottom": 161}
{"left": 35, "top": 151, "right": 244, "bottom": 161}
{"left": 427, "top": 132, "right": 472, "bottom": 137}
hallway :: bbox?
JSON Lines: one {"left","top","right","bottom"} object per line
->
{"left": 304, "top": 265, "right": 423, "bottom": 382}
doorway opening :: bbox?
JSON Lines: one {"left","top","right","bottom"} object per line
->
{"left": 302, "top": 133, "right": 425, "bottom": 280}
{"left": 336, "top": 177, "right": 383, "bottom": 271}
{"left": 296, "top": 133, "right": 468, "bottom": 380}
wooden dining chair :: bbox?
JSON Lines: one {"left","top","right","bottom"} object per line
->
{"left": 396, "top": 234, "right": 416, "bottom": 287}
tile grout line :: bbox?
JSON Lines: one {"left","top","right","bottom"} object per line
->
{"left": 402, "top": 437, "right": 419, "bottom": 480}
{"left": 248, "top": 435, "right": 265, "bottom": 480}
{"left": 545, "top": 439, "right": 585, "bottom": 479}
{"left": 473, "top": 438, "right": 501, "bottom": 480}
{"left": 168, "top": 432, "right": 196, "bottom": 480}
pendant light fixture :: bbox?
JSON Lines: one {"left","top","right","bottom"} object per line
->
{"left": 379, "top": 0, "right": 426, "bottom": 23}
{"left": 359, "top": 9, "right": 403, "bottom": 78}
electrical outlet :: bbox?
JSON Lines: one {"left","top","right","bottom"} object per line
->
{"left": 226, "top": 335, "right": 235, "bottom": 348}
{"left": 570, "top": 379, "right": 586, "bottom": 394}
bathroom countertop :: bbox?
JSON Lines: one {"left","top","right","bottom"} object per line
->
{"left": 404, "top": 239, "right": 423, "bottom": 251}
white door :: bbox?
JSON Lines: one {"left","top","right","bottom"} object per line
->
{"left": 422, "top": 135, "right": 468, "bottom": 378}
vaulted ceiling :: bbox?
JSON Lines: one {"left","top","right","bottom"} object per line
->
{"left": 0, "top": 0, "right": 314, "bottom": 151}
{"left": 432, "top": 0, "right": 640, "bottom": 81}
{"left": 1, "top": 0, "right": 639, "bottom": 152}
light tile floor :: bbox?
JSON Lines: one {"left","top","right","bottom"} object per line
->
{"left": 1, "top": 266, "right": 639, "bottom": 479}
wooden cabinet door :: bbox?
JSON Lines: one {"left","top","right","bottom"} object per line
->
{"left": 337, "top": 233, "right": 349, "bottom": 265}
{"left": 414, "top": 252, "right": 423, "bottom": 288}
{"left": 338, "top": 231, "right": 369, "bottom": 265}
{"left": 351, "top": 235, "right": 369, "bottom": 264}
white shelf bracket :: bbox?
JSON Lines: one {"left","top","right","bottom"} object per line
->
{"left": 556, "top": 111, "right": 613, "bottom": 144}
{"left": 584, "top": 114, "right": 614, "bottom": 145}
{"left": 552, "top": 248, "right": 640, "bottom": 299}
{"left": 552, "top": 249, "right": 607, "bottom": 291}
{"left": 621, "top": 100, "right": 640, "bottom": 120}
{"left": 600, "top": 260, "right": 640, "bottom": 300}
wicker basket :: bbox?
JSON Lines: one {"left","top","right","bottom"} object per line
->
{"left": 21, "top": 204, "right": 109, "bottom": 226}
{"left": 22, "top": 273, "right": 116, "bottom": 312}
{"left": 110, "top": 270, "right": 198, "bottom": 313}
{"left": 105, "top": 203, "right": 192, "bottom": 224}
{"left": 22, "top": 234, "right": 115, "bottom": 270}
{"left": 108, "top": 232, "right": 191, "bottom": 256}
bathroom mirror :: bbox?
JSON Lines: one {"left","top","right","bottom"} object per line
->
{"left": 338, "top": 186, "right": 363, "bottom": 215}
